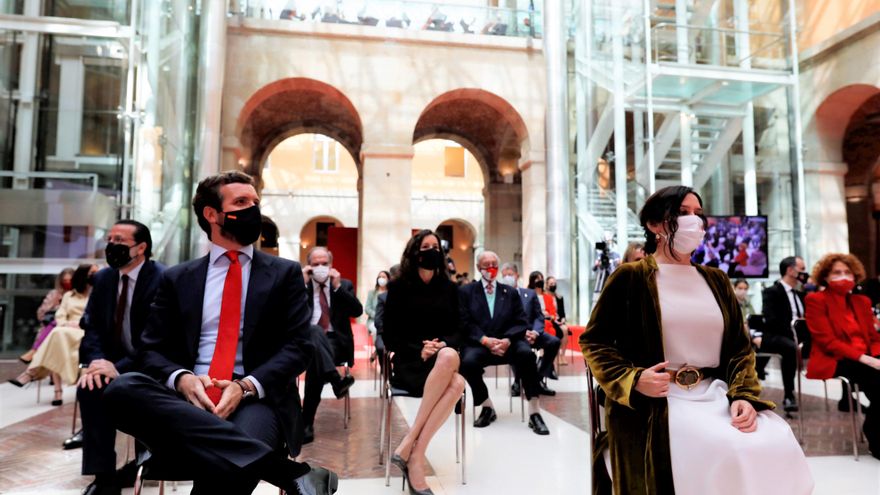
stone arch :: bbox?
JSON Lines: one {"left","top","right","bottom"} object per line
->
{"left": 235, "top": 78, "right": 364, "bottom": 181}
{"left": 837, "top": 89, "right": 880, "bottom": 275}
{"left": 412, "top": 88, "right": 530, "bottom": 184}
{"left": 815, "top": 84, "right": 880, "bottom": 167}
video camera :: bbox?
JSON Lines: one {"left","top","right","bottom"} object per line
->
{"left": 595, "top": 241, "right": 611, "bottom": 270}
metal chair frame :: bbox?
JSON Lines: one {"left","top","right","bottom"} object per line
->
{"left": 378, "top": 352, "right": 467, "bottom": 486}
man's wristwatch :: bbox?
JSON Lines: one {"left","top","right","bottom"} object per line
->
{"left": 234, "top": 379, "right": 255, "bottom": 400}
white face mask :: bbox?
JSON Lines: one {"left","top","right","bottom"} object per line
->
{"left": 311, "top": 265, "right": 330, "bottom": 284}
{"left": 735, "top": 288, "right": 748, "bottom": 300}
{"left": 664, "top": 214, "right": 705, "bottom": 255}
{"left": 377, "top": 277, "right": 388, "bottom": 287}
{"left": 500, "top": 275, "right": 516, "bottom": 287}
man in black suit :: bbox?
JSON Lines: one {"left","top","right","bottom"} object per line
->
{"left": 500, "top": 262, "right": 558, "bottom": 396}
{"left": 300, "top": 246, "right": 361, "bottom": 444}
{"left": 74, "top": 220, "right": 165, "bottom": 495}
{"left": 459, "top": 251, "right": 550, "bottom": 435}
{"left": 103, "top": 171, "right": 337, "bottom": 495}
{"left": 759, "top": 255, "right": 807, "bottom": 412}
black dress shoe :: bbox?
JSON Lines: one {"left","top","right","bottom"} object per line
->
{"left": 549, "top": 369, "right": 559, "bottom": 380}
{"left": 473, "top": 407, "right": 497, "bottom": 428}
{"left": 510, "top": 381, "right": 521, "bottom": 397}
{"left": 115, "top": 460, "right": 138, "bottom": 488}
{"left": 81, "top": 479, "right": 121, "bottom": 495}
{"left": 63, "top": 429, "right": 83, "bottom": 450}
{"left": 538, "top": 382, "right": 556, "bottom": 396}
{"left": 303, "top": 425, "right": 315, "bottom": 444}
{"left": 528, "top": 413, "right": 550, "bottom": 435}
{"left": 293, "top": 466, "right": 338, "bottom": 495}
{"left": 332, "top": 375, "right": 354, "bottom": 399}
{"left": 783, "top": 397, "right": 798, "bottom": 412}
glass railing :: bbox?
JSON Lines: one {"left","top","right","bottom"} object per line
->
{"left": 229, "top": 0, "right": 543, "bottom": 39}
{"left": 649, "top": 23, "right": 790, "bottom": 71}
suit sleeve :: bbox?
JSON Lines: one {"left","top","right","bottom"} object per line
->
{"left": 333, "top": 280, "right": 363, "bottom": 318}
{"left": 374, "top": 294, "right": 386, "bottom": 334}
{"left": 503, "top": 290, "right": 528, "bottom": 340}
{"left": 529, "top": 296, "right": 545, "bottom": 332}
{"left": 248, "top": 263, "right": 315, "bottom": 395}
{"left": 137, "top": 271, "right": 191, "bottom": 382}
{"left": 805, "top": 293, "right": 866, "bottom": 362}
{"left": 78, "top": 288, "right": 103, "bottom": 365}
{"left": 761, "top": 286, "right": 789, "bottom": 338}
{"left": 459, "top": 285, "right": 486, "bottom": 345}
{"left": 579, "top": 266, "right": 644, "bottom": 410}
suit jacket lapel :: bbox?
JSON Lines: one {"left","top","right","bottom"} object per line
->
{"left": 491, "top": 286, "right": 505, "bottom": 325}
{"left": 187, "top": 256, "right": 210, "bottom": 354}
{"left": 243, "top": 251, "right": 273, "bottom": 346}
{"left": 130, "top": 261, "right": 152, "bottom": 314}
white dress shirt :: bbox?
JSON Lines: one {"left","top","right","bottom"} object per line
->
{"left": 780, "top": 280, "right": 804, "bottom": 318}
{"left": 166, "top": 243, "right": 265, "bottom": 398}
{"left": 118, "top": 259, "right": 145, "bottom": 355}
{"left": 309, "top": 281, "right": 335, "bottom": 332}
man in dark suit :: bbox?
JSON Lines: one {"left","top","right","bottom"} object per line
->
{"left": 500, "top": 262, "right": 558, "bottom": 397}
{"left": 103, "top": 171, "right": 337, "bottom": 495}
{"left": 300, "top": 246, "right": 361, "bottom": 444}
{"left": 759, "top": 255, "right": 807, "bottom": 412}
{"left": 74, "top": 220, "right": 165, "bottom": 495}
{"left": 459, "top": 251, "right": 550, "bottom": 435}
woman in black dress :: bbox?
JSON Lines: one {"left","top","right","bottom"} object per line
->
{"left": 383, "top": 229, "right": 465, "bottom": 495}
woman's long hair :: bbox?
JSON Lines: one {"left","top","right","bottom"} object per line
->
{"left": 374, "top": 270, "right": 391, "bottom": 290}
{"left": 54, "top": 267, "right": 75, "bottom": 291}
{"left": 71, "top": 264, "right": 95, "bottom": 294}
{"left": 527, "top": 270, "right": 544, "bottom": 290}
{"left": 399, "top": 229, "right": 448, "bottom": 283}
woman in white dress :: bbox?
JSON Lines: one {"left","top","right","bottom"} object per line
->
{"left": 580, "top": 185, "right": 813, "bottom": 495}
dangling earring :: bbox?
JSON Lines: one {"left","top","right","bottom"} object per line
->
{"left": 655, "top": 233, "right": 661, "bottom": 243}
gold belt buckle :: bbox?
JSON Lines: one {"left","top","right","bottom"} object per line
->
{"left": 674, "top": 365, "right": 702, "bottom": 390}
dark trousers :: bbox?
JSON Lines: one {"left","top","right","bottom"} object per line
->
{"left": 757, "top": 333, "right": 797, "bottom": 398}
{"left": 78, "top": 383, "right": 145, "bottom": 475}
{"left": 534, "top": 332, "right": 561, "bottom": 378}
{"left": 103, "top": 373, "right": 308, "bottom": 494}
{"left": 835, "top": 359, "right": 880, "bottom": 456}
{"left": 460, "top": 339, "right": 540, "bottom": 404}
{"left": 302, "top": 326, "right": 345, "bottom": 427}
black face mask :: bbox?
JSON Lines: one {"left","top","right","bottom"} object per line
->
{"left": 796, "top": 271, "right": 809, "bottom": 284}
{"left": 417, "top": 248, "right": 444, "bottom": 270}
{"left": 220, "top": 204, "right": 262, "bottom": 246}
{"left": 105, "top": 242, "right": 135, "bottom": 269}
{"left": 547, "top": 284, "right": 557, "bottom": 293}
{"left": 534, "top": 279, "right": 544, "bottom": 290}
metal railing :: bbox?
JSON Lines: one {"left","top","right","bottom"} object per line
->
{"left": 0, "top": 171, "right": 100, "bottom": 193}
{"left": 228, "top": 0, "right": 542, "bottom": 39}
{"left": 650, "top": 23, "right": 790, "bottom": 70}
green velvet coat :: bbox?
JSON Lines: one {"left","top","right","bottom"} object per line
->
{"left": 579, "top": 256, "right": 774, "bottom": 495}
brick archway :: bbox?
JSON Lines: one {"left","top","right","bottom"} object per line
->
{"left": 413, "top": 88, "right": 529, "bottom": 183}
{"left": 235, "top": 78, "right": 364, "bottom": 178}
{"left": 821, "top": 85, "right": 880, "bottom": 275}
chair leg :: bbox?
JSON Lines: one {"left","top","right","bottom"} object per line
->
{"left": 159, "top": 480, "right": 165, "bottom": 495}
{"left": 508, "top": 366, "right": 513, "bottom": 413}
{"left": 823, "top": 380, "right": 829, "bottom": 412}
{"left": 72, "top": 392, "right": 80, "bottom": 434}
{"left": 461, "top": 391, "right": 467, "bottom": 485}
{"left": 495, "top": 365, "right": 499, "bottom": 389}
{"left": 520, "top": 379, "right": 525, "bottom": 422}
{"left": 855, "top": 383, "right": 866, "bottom": 443}
{"left": 384, "top": 390, "right": 393, "bottom": 486}
{"left": 36, "top": 378, "right": 41, "bottom": 404}
{"left": 840, "top": 377, "right": 859, "bottom": 460}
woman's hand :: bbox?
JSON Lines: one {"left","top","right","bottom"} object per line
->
{"left": 730, "top": 400, "right": 758, "bottom": 432}
{"left": 858, "top": 354, "right": 880, "bottom": 370}
{"left": 634, "top": 361, "right": 670, "bottom": 398}
{"left": 420, "top": 339, "right": 444, "bottom": 361}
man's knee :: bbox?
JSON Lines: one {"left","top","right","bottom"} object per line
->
{"left": 103, "top": 372, "right": 155, "bottom": 408}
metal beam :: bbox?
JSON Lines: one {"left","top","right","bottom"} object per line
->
{"left": 585, "top": 101, "right": 614, "bottom": 181}
{"left": 642, "top": 114, "right": 679, "bottom": 180}
{"left": 687, "top": 80, "right": 726, "bottom": 105}
{"left": 651, "top": 64, "right": 795, "bottom": 86}
{"left": 0, "top": 14, "right": 131, "bottom": 38}
{"left": 693, "top": 117, "right": 743, "bottom": 189}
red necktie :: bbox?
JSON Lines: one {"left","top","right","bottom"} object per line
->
{"left": 486, "top": 281, "right": 494, "bottom": 294}
{"left": 318, "top": 283, "right": 331, "bottom": 332}
{"left": 207, "top": 251, "right": 241, "bottom": 405}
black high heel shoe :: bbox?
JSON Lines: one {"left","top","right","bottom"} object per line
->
{"left": 51, "top": 389, "right": 63, "bottom": 406}
{"left": 8, "top": 372, "right": 33, "bottom": 388}
{"left": 390, "top": 453, "right": 408, "bottom": 490}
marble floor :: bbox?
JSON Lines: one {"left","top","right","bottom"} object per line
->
{"left": 1, "top": 348, "right": 879, "bottom": 494}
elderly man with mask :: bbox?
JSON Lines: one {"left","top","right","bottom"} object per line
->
{"left": 458, "top": 251, "right": 550, "bottom": 435}
{"left": 500, "top": 262, "right": 559, "bottom": 397}
{"left": 301, "top": 246, "right": 362, "bottom": 444}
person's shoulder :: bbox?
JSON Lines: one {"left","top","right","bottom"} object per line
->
{"left": 92, "top": 267, "right": 116, "bottom": 284}
{"left": 852, "top": 292, "right": 872, "bottom": 308}
{"left": 697, "top": 264, "right": 728, "bottom": 282}
{"left": 163, "top": 256, "right": 207, "bottom": 279}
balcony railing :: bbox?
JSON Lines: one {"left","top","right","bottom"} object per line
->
{"left": 228, "top": 0, "right": 542, "bottom": 39}
{"left": 650, "top": 23, "right": 790, "bottom": 71}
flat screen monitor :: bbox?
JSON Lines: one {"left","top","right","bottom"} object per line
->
{"left": 691, "top": 215, "right": 769, "bottom": 278}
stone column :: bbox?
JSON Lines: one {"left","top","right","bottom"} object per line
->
{"left": 358, "top": 143, "right": 414, "bottom": 303}
{"left": 520, "top": 150, "right": 547, "bottom": 278}
{"left": 803, "top": 160, "right": 848, "bottom": 266}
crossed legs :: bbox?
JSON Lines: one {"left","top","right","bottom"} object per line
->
{"left": 394, "top": 347, "right": 465, "bottom": 491}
